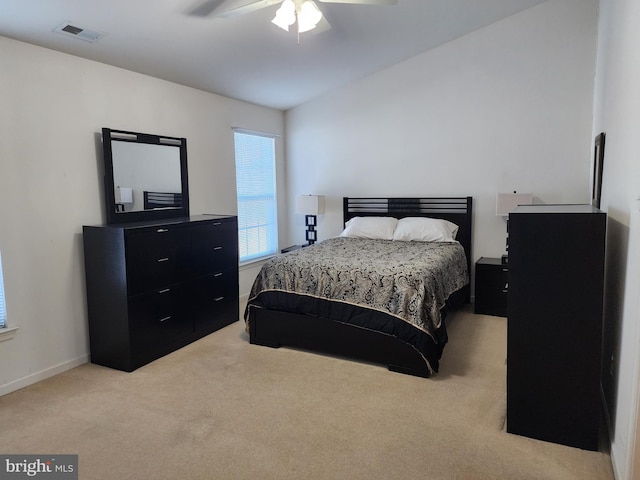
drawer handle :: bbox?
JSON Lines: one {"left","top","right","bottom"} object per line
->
{"left": 158, "top": 288, "right": 171, "bottom": 294}
{"left": 214, "top": 272, "right": 223, "bottom": 277}
{"left": 157, "top": 257, "right": 169, "bottom": 263}
{"left": 503, "top": 283, "right": 508, "bottom": 293}
{"left": 213, "top": 222, "right": 222, "bottom": 226}
{"left": 159, "top": 316, "right": 171, "bottom": 322}
{"left": 214, "top": 296, "right": 224, "bottom": 302}
{"left": 213, "top": 246, "right": 223, "bottom": 251}
{"left": 157, "top": 228, "right": 169, "bottom": 233}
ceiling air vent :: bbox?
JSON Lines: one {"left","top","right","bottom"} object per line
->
{"left": 54, "top": 22, "right": 105, "bottom": 43}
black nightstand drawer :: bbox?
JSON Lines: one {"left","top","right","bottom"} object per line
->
{"left": 475, "top": 257, "right": 508, "bottom": 317}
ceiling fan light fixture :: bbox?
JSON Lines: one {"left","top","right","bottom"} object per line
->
{"left": 271, "top": 0, "right": 296, "bottom": 31}
{"left": 297, "top": 1, "right": 323, "bottom": 33}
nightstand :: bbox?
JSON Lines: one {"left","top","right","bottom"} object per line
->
{"left": 281, "top": 244, "right": 307, "bottom": 253}
{"left": 475, "top": 257, "right": 508, "bottom": 317}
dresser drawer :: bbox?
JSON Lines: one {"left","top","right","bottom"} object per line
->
{"left": 130, "top": 316, "right": 192, "bottom": 353}
{"left": 192, "top": 269, "right": 239, "bottom": 333}
{"left": 126, "top": 225, "right": 189, "bottom": 294}
{"left": 128, "top": 285, "right": 187, "bottom": 329}
{"left": 129, "top": 285, "right": 192, "bottom": 348}
{"left": 191, "top": 220, "right": 238, "bottom": 276}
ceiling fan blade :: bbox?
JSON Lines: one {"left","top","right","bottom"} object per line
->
{"left": 187, "top": 0, "right": 228, "bottom": 17}
{"left": 216, "top": 0, "right": 283, "bottom": 18}
{"left": 317, "top": 0, "right": 398, "bottom": 5}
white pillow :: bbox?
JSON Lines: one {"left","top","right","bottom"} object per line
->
{"left": 339, "top": 217, "right": 398, "bottom": 240}
{"left": 392, "top": 217, "right": 459, "bottom": 242}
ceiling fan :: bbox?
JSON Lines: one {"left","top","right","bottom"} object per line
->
{"left": 192, "top": 0, "right": 398, "bottom": 35}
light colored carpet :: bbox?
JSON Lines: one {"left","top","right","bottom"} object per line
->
{"left": 0, "top": 306, "right": 614, "bottom": 480}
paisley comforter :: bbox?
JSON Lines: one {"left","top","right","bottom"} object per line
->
{"left": 245, "top": 237, "right": 469, "bottom": 373}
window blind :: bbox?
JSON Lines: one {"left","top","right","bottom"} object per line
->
{"left": 234, "top": 130, "right": 278, "bottom": 262}
{"left": 0, "top": 251, "right": 6, "bottom": 328}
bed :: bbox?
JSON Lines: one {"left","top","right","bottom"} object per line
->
{"left": 244, "top": 196, "right": 473, "bottom": 377}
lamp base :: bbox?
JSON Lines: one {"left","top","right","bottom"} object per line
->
{"left": 305, "top": 215, "right": 317, "bottom": 244}
{"left": 306, "top": 227, "right": 317, "bottom": 244}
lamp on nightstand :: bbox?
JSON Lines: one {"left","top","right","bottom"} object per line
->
{"left": 496, "top": 192, "right": 533, "bottom": 217}
{"left": 295, "top": 195, "right": 325, "bottom": 245}
{"left": 115, "top": 186, "right": 133, "bottom": 212}
{"left": 496, "top": 192, "right": 532, "bottom": 263}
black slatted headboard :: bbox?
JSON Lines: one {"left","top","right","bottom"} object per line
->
{"left": 143, "top": 191, "right": 183, "bottom": 210}
{"left": 343, "top": 196, "right": 473, "bottom": 280}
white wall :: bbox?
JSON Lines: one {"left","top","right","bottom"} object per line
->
{"left": 592, "top": 1, "right": 640, "bottom": 478}
{"left": 285, "top": 0, "right": 599, "bottom": 284}
{"left": 0, "top": 36, "right": 284, "bottom": 395}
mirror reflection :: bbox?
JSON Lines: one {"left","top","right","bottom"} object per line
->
{"left": 111, "top": 141, "right": 182, "bottom": 214}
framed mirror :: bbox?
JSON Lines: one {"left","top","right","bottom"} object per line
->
{"left": 102, "top": 128, "right": 190, "bottom": 224}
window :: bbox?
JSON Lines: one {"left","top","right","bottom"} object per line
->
{"left": 0, "top": 251, "right": 6, "bottom": 329}
{"left": 234, "top": 129, "right": 278, "bottom": 263}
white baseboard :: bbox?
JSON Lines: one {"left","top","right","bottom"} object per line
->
{"left": 2, "top": 298, "right": 254, "bottom": 397}
{"left": 0, "top": 354, "right": 89, "bottom": 397}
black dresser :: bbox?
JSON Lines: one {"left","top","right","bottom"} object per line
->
{"left": 506, "top": 204, "right": 606, "bottom": 450}
{"left": 83, "top": 215, "right": 239, "bottom": 371}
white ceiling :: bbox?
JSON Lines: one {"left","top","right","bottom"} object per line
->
{"left": 0, "top": 0, "right": 546, "bottom": 110}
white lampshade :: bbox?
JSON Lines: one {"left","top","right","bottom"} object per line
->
{"left": 295, "top": 195, "right": 325, "bottom": 215}
{"left": 496, "top": 192, "right": 533, "bottom": 216}
{"left": 115, "top": 187, "right": 133, "bottom": 204}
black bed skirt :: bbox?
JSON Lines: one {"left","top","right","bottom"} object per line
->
{"left": 244, "top": 289, "right": 465, "bottom": 376}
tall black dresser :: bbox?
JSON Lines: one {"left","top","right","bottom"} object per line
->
{"left": 83, "top": 214, "right": 238, "bottom": 372}
{"left": 506, "top": 204, "right": 606, "bottom": 451}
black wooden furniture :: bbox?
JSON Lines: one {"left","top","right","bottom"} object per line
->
{"left": 143, "top": 191, "right": 183, "bottom": 210}
{"left": 342, "top": 197, "right": 473, "bottom": 287}
{"left": 506, "top": 204, "right": 606, "bottom": 450}
{"left": 102, "top": 128, "right": 190, "bottom": 225}
{"left": 249, "top": 196, "right": 473, "bottom": 377}
{"left": 83, "top": 215, "right": 238, "bottom": 372}
{"left": 475, "top": 257, "right": 508, "bottom": 317}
